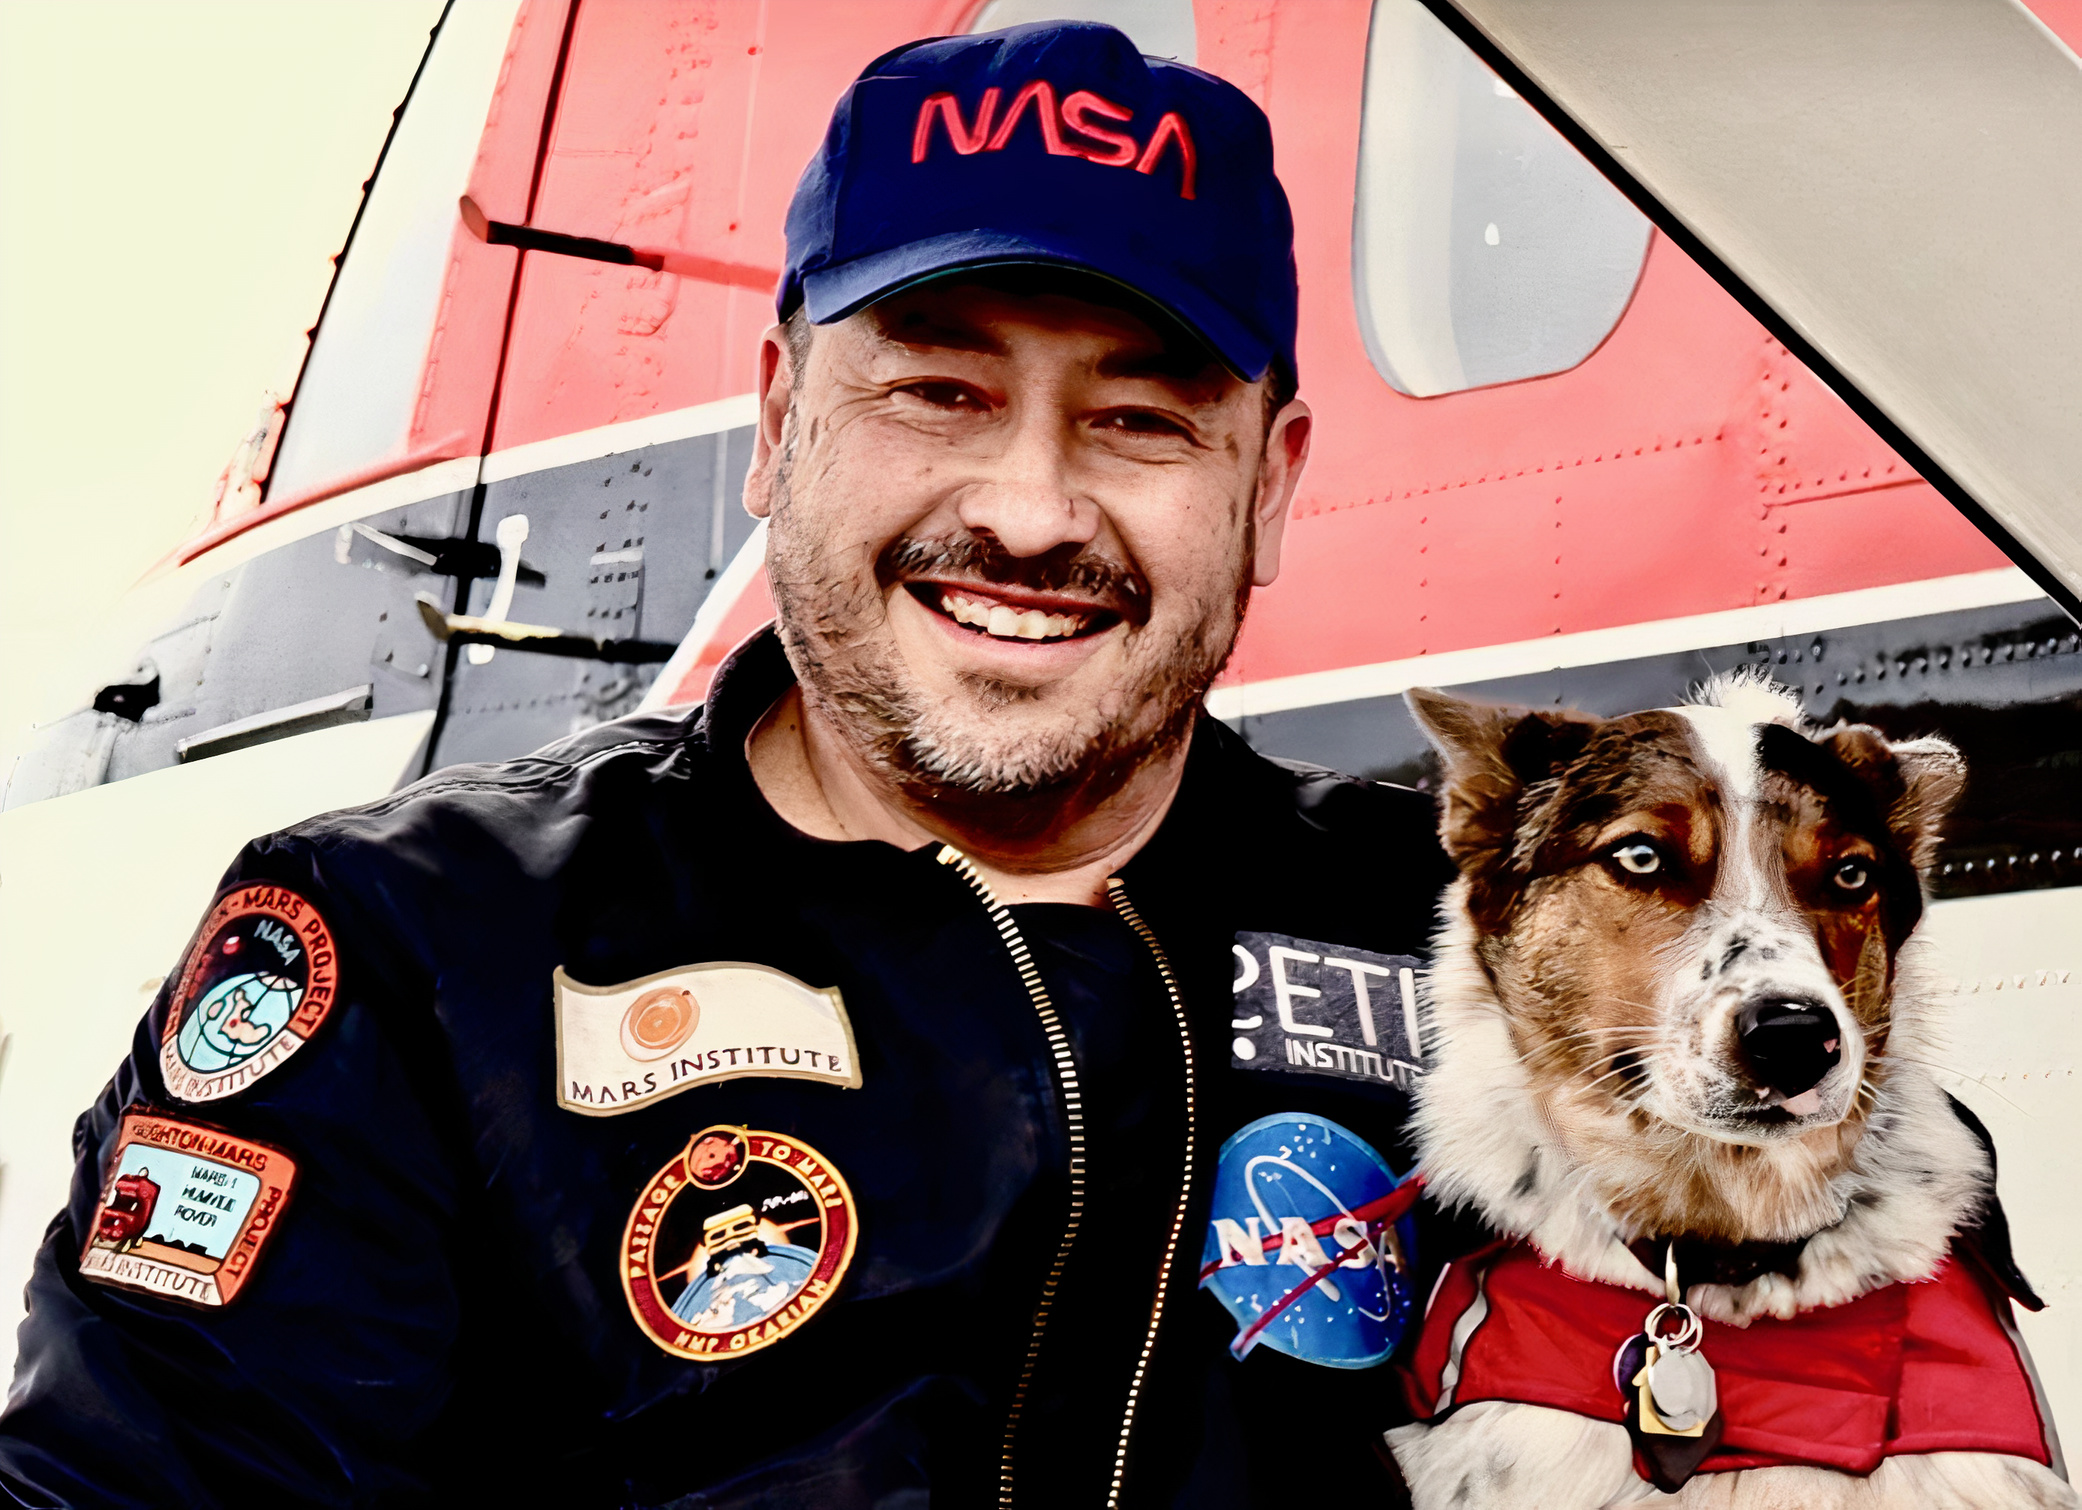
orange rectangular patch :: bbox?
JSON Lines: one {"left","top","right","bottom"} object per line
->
{"left": 78, "top": 1109, "right": 297, "bottom": 1308}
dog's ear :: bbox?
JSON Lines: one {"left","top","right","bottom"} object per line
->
{"left": 1406, "top": 689, "right": 1598, "bottom": 868}
{"left": 1819, "top": 726, "right": 1966, "bottom": 874}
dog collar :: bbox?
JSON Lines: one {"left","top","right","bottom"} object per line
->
{"left": 1623, "top": 1232, "right": 1807, "bottom": 1290}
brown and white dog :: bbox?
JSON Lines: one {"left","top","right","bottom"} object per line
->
{"left": 1386, "top": 674, "right": 2073, "bottom": 1509}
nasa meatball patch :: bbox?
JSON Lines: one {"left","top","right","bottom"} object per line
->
{"left": 1198, "top": 1113, "right": 1418, "bottom": 1368}
{"left": 79, "top": 1110, "right": 297, "bottom": 1308}
{"left": 160, "top": 884, "right": 340, "bottom": 1103}
{"left": 621, "top": 1126, "right": 858, "bottom": 1360}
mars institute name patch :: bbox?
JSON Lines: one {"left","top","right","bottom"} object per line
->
{"left": 554, "top": 961, "right": 862, "bottom": 1116}
{"left": 622, "top": 1126, "right": 858, "bottom": 1360}
{"left": 80, "top": 1110, "right": 297, "bottom": 1308}
{"left": 160, "top": 883, "right": 339, "bottom": 1103}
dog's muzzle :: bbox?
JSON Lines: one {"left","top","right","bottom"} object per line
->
{"left": 1735, "top": 998, "right": 1842, "bottom": 1100}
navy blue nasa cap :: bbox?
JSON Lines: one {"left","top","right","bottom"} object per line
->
{"left": 780, "top": 21, "right": 1297, "bottom": 382}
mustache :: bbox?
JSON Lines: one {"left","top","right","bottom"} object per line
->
{"left": 878, "top": 535, "right": 1152, "bottom": 624}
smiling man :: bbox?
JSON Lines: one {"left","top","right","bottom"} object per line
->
{"left": 1, "top": 22, "right": 1453, "bottom": 1509}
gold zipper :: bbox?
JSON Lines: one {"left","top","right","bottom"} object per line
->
{"left": 936, "top": 845, "right": 1089, "bottom": 1509}
{"left": 1103, "top": 877, "right": 1198, "bottom": 1509}
{"left": 936, "top": 850, "right": 1200, "bottom": 1508}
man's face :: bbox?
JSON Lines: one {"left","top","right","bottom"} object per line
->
{"left": 745, "top": 278, "right": 1310, "bottom": 810}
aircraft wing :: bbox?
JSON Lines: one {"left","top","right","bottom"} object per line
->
{"left": 1424, "top": 0, "right": 2082, "bottom": 617}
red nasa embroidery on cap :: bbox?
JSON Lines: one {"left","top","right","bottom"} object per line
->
{"left": 159, "top": 883, "right": 339, "bottom": 1103}
{"left": 79, "top": 1109, "right": 297, "bottom": 1308}
{"left": 911, "top": 80, "right": 1198, "bottom": 198}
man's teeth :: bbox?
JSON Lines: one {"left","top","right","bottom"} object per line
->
{"left": 940, "top": 592, "right": 1089, "bottom": 641}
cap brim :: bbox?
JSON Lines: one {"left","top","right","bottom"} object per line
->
{"left": 798, "top": 231, "right": 1273, "bottom": 382}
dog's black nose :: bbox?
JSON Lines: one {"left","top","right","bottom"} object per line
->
{"left": 1736, "top": 1000, "right": 1841, "bottom": 1099}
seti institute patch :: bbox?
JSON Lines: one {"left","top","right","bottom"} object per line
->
{"left": 1229, "top": 932, "right": 1425, "bottom": 1091}
{"left": 622, "top": 1126, "right": 859, "bottom": 1361}
{"left": 160, "top": 884, "right": 339, "bottom": 1103}
{"left": 1199, "top": 1113, "right": 1417, "bottom": 1369}
{"left": 79, "top": 1109, "right": 297, "bottom": 1308}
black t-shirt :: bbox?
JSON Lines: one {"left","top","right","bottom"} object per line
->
{"left": 1013, "top": 903, "right": 1186, "bottom": 1498}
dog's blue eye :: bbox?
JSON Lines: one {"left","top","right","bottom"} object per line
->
{"left": 1832, "top": 860, "right": 1871, "bottom": 891}
{"left": 1613, "top": 843, "right": 1661, "bottom": 875}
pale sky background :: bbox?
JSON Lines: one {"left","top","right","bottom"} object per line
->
{"left": 0, "top": 0, "right": 444, "bottom": 768}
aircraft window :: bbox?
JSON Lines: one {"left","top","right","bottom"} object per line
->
{"left": 266, "top": 0, "right": 520, "bottom": 500}
{"left": 967, "top": 0, "right": 1196, "bottom": 64}
{"left": 1352, "top": 0, "right": 1651, "bottom": 397}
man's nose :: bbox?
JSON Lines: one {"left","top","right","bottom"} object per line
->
{"left": 1735, "top": 998, "right": 1842, "bottom": 1099}
{"left": 954, "top": 412, "right": 1102, "bottom": 558}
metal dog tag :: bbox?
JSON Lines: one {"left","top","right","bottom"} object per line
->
{"left": 1646, "top": 1346, "right": 1717, "bottom": 1431}
{"left": 1629, "top": 1298, "right": 1712, "bottom": 1438}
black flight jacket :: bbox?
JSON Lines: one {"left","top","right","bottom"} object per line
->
{"left": 0, "top": 629, "right": 1454, "bottom": 1508}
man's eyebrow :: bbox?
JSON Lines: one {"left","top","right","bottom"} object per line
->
{"left": 869, "top": 310, "right": 1006, "bottom": 356}
{"left": 1096, "top": 345, "right": 1230, "bottom": 402}
{"left": 865, "top": 309, "right": 1230, "bottom": 399}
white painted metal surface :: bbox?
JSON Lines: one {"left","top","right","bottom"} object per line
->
{"left": 1924, "top": 887, "right": 2082, "bottom": 1445}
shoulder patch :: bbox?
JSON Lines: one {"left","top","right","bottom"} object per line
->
{"left": 160, "top": 883, "right": 340, "bottom": 1102}
{"left": 1230, "top": 931, "right": 1425, "bottom": 1090}
{"left": 622, "top": 1125, "right": 858, "bottom": 1359}
{"left": 554, "top": 962, "right": 862, "bottom": 1116}
{"left": 1199, "top": 1112, "right": 1418, "bottom": 1368}
{"left": 80, "top": 1109, "right": 297, "bottom": 1308}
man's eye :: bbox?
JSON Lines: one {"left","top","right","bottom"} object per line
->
{"left": 895, "top": 381, "right": 983, "bottom": 410}
{"left": 1097, "top": 409, "right": 1189, "bottom": 439}
{"left": 1832, "top": 859, "right": 1872, "bottom": 892}
{"left": 1611, "top": 842, "right": 1662, "bottom": 876}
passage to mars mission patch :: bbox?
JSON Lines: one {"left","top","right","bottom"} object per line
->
{"left": 80, "top": 1110, "right": 297, "bottom": 1308}
{"left": 623, "top": 1126, "right": 858, "bottom": 1360}
{"left": 160, "top": 884, "right": 339, "bottom": 1102}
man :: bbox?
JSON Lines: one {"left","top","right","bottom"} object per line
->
{"left": 0, "top": 23, "right": 1452, "bottom": 1506}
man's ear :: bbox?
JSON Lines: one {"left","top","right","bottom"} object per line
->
{"left": 1249, "top": 397, "right": 1312, "bottom": 587}
{"left": 1405, "top": 688, "right": 1597, "bottom": 870}
{"left": 1821, "top": 726, "right": 1966, "bottom": 874}
{"left": 742, "top": 322, "right": 797, "bottom": 521}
